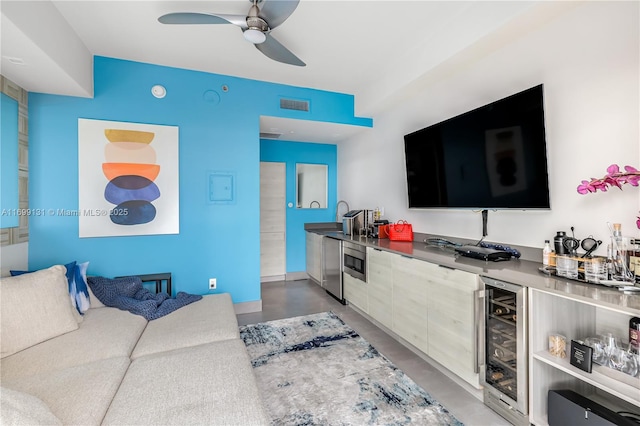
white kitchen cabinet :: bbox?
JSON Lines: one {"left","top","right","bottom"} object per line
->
{"left": 364, "top": 246, "right": 480, "bottom": 388}
{"left": 425, "top": 265, "right": 481, "bottom": 388}
{"left": 392, "top": 254, "right": 429, "bottom": 354}
{"left": 366, "top": 248, "right": 394, "bottom": 330}
{"left": 528, "top": 288, "right": 640, "bottom": 425}
{"left": 343, "top": 272, "right": 368, "bottom": 313}
{"left": 305, "top": 231, "right": 323, "bottom": 285}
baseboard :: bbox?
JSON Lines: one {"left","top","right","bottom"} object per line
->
{"left": 233, "top": 299, "right": 262, "bottom": 314}
{"left": 260, "top": 275, "right": 285, "bottom": 283}
{"left": 286, "top": 271, "right": 308, "bottom": 281}
{"left": 261, "top": 272, "right": 309, "bottom": 283}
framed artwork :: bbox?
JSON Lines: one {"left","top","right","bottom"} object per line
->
{"left": 78, "top": 119, "right": 179, "bottom": 238}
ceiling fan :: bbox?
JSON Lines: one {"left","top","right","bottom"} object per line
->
{"left": 158, "top": 0, "right": 305, "bottom": 67}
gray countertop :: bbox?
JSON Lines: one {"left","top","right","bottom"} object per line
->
{"left": 307, "top": 227, "right": 640, "bottom": 314}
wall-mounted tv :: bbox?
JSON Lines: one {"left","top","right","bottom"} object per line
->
{"left": 404, "top": 84, "right": 550, "bottom": 210}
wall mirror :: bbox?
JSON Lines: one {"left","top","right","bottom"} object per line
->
{"left": 296, "top": 163, "right": 327, "bottom": 208}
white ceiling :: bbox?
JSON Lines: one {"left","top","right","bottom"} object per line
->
{"left": 2, "top": 0, "right": 562, "bottom": 142}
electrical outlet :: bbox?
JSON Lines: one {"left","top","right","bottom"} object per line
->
{"left": 209, "top": 278, "right": 217, "bottom": 290}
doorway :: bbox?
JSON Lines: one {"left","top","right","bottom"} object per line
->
{"left": 260, "top": 162, "right": 286, "bottom": 281}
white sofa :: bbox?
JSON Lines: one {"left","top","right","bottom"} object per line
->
{"left": 0, "top": 265, "right": 269, "bottom": 425}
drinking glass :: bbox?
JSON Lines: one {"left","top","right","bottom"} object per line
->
{"left": 602, "top": 333, "right": 623, "bottom": 368}
{"left": 620, "top": 348, "right": 639, "bottom": 377}
{"left": 584, "top": 336, "right": 608, "bottom": 365}
{"left": 557, "top": 255, "right": 578, "bottom": 279}
{"left": 608, "top": 344, "right": 639, "bottom": 377}
{"left": 584, "top": 258, "right": 607, "bottom": 283}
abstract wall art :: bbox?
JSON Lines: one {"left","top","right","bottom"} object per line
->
{"left": 78, "top": 119, "right": 179, "bottom": 238}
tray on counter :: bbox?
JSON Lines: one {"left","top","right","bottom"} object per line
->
{"left": 538, "top": 266, "right": 640, "bottom": 291}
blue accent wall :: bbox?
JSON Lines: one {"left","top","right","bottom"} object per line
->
{"left": 260, "top": 139, "right": 337, "bottom": 273}
{"left": 27, "top": 56, "right": 371, "bottom": 304}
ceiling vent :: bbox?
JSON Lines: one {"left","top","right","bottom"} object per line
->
{"left": 260, "top": 132, "right": 282, "bottom": 139}
{"left": 280, "top": 98, "right": 309, "bottom": 112}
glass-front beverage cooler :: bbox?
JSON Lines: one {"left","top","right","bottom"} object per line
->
{"left": 480, "top": 276, "right": 529, "bottom": 426}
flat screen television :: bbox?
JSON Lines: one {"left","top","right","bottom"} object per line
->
{"left": 404, "top": 84, "right": 550, "bottom": 209}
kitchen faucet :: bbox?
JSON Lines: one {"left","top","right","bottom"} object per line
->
{"left": 335, "top": 200, "right": 350, "bottom": 222}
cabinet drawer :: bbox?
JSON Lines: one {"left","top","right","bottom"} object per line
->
{"left": 343, "top": 273, "right": 368, "bottom": 313}
{"left": 428, "top": 266, "right": 478, "bottom": 292}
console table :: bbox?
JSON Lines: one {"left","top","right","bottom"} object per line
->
{"left": 117, "top": 272, "right": 172, "bottom": 296}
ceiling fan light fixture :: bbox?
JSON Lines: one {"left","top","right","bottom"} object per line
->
{"left": 244, "top": 28, "right": 266, "bottom": 44}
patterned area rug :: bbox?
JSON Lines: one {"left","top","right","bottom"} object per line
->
{"left": 239, "top": 311, "right": 464, "bottom": 426}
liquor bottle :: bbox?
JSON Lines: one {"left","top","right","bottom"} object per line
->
{"left": 543, "top": 240, "right": 552, "bottom": 267}
{"left": 606, "top": 244, "right": 614, "bottom": 280}
{"left": 630, "top": 239, "right": 640, "bottom": 284}
{"left": 630, "top": 317, "right": 640, "bottom": 355}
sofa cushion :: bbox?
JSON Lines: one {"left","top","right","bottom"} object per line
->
{"left": 131, "top": 293, "right": 239, "bottom": 359}
{"left": 1, "top": 306, "right": 147, "bottom": 381}
{"left": 2, "top": 356, "right": 130, "bottom": 426}
{"left": 103, "top": 339, "right": 268, "bottom": 425}
{"left": 0, "top": 265, "right": 79, "bottom": 358}
{"left": 0, "top": 387, "right": 62, "bottom": 425}
{"left": 11, "top": 260, "right": 91, "bottom": 315}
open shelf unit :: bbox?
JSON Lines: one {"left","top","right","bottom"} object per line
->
{"left": 528, "top": 288, "right": 640, "bottom": 425}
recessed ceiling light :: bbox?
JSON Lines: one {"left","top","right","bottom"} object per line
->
{"left": 151, "top": 85, "right": 166, "bottom": 98}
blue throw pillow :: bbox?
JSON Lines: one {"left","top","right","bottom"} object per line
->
{"left": 70, "top": 261, "right": 90, "bottom": 314}
{"left": 10, "top": 261, "right": 91, "bottom": 314}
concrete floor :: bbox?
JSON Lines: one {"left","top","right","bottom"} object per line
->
{"left": 237, "top": 279, "right": 511, "bottom": 426}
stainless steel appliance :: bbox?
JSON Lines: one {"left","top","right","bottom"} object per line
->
{"left": 479, "top": 276, "right": 528, "bottom": 426}
{"left": 343, "top": 240, "right": 366, "bottom": 282}
{"left": 342, "top": 210, "right": 363, "bottom": 235}
{"left": 322, "top": 236, "right": 344, "bottom": 303}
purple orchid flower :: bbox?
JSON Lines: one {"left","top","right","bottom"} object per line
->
{"left": 577, "top": 164, "right": 640, "bottom": 229}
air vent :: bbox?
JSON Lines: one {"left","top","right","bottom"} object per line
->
{"left": 260, "top": 132, "right": 282, "bottom": 139}
{"left": 280, "top": 98, "right": 309, "bottom": 112}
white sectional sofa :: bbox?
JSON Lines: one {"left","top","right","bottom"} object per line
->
{"left": 0, "top": 265, "right": 269, "bottom": 425}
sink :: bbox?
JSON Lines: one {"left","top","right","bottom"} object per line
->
{"left": 303, "top": 222, "right": 343, "bottom": 232}
{"left": 322, "top": 231, "right": 345, "bottom": 239}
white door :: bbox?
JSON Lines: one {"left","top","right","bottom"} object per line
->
{"left": 260, "top": 162, "right": 286, "bottom": 280}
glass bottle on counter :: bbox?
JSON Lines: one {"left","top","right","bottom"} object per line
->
{"left": 629, "top": 239, "right": 640, "bottom": 284}
{"left": 631, "top": 317, "right": 640, "bottom": 355}
{"left": 543, "top": 240, "right": 552, "bottom": 267}
{"left": 611, "top": 223, "right": 633, "bottom": 282}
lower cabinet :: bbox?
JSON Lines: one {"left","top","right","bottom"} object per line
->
{"left": 351, "top": 246, "right": 480, "bottom": 389}
{"left": 367, "top": 248, "right": 394, "bottom": 330}
{"left": 305, "top": 231, "right": 323, "bottom": 284}
{"left": 343, "top": 273, "right": 368, "bottom": 313}
{"left": 425, "top": 265, "right": 480, "bottom": 388}
{"left": 393, "top": 255, "right": 429, "bottom": 355}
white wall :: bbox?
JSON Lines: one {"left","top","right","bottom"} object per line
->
{"left": 338, "top": 1, "right": 639, "bottom": 254}
{"left": 0, "top": 242, "right": 28, "bottom": 277}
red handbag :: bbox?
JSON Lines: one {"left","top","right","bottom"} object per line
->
{"left": 387, "top": 220, "right": 413, "bottom": 242}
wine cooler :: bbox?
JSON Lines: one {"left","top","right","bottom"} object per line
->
{"left": 479, "top": 276, "right": 529, "bottom": 426}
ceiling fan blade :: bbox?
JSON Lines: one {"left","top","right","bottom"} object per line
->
{"left": 158, "top": 12, "right": 247, "bottom": 29}
{"left": 259, "top": 0, "right": 300, "bottom": 29}
{"left": 255, "top": 33, "right": 305, "bottom": 66}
